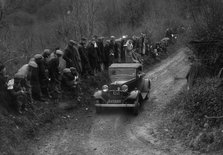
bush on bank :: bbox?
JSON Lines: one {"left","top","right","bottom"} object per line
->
{"left": 160, "top": 77, "right": 223, "bottom": 152}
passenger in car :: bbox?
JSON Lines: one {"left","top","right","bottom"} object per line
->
{"left": 124, "top": 40, "right": 142, "bottom": 63}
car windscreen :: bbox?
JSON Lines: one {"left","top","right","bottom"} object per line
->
{"left": 109, "top": 68, "right": 136, "bottom": 82}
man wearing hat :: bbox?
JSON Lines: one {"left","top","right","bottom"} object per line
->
{"left": 62, "top": 67, "right": 79, "bottom": 89}
{"left": 34, "top": 54, "right": 50, "bottom": 99}
{"left": 104, "top": 40, "right": 111, "bottom": 70}
{"left": 14, "top": 64, "right": 33, "bottom": 104}
{"left": 42, "top": 49, "right": 51, "bottom": 68}
{"left": 139, "top": 33, "right": 146, "bottom": 55}
{"left": 87, "top": 39, "right": 99, "bottom": 75}
{"left": 28, "top": 59, "right": 45, "bottom": 102}
{"left": 13, "top": 71, "right": 34, "bottom": 113}
{"left": 120, "top": 36, "right": 128, "bottom": 62}
{"left": 97, "top": 37, "right": 105, "bottom": 71}
{"left": 63, "top": 40, "right": 76, "bottom": 68}
{"left": 92, "top": 36, "right": 101, "bottom": 72}
{"left": 109, "top": 36, "right": 119, "bottom": 63}
{"left": 78, "top": 37, "right": 91, "bottom": 76}
{"left": 48, "top": 50, "right": 63, "bottom": 101}
{"left": 72, "top": 40, "right": 82, "bottom": 73}
{"left": 42, "top": 49, "right": 51, "bottom": 96}
{"left": 61, "top": 67, "right": 81, "bottom": 99}
{"left": 124, "top": 40, "right": 142, "bottom": 63}
{"left": 42, "top": 49, "right": 51, "bottom": 59}
{"left": 63, "top": 40, "right": 82, "bottom": 73}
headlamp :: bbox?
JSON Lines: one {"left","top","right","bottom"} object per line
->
{"left": 121, "top": 85, "right": 128, "bottom": 92}
{"left": 102, "top": 85, "right": 108, "bottom": 92}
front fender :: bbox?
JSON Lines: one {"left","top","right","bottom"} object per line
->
{"left": 141, "top": 78, "right": 151, "bottom": 92}
{"left": 93, "top": 90, "right": 106, "bottom": 102}
{"left": 126, "top": 90, "right": 140, "bottom": 100}
{"left": 93, "top": 90, "right": 102, "bottom": 98}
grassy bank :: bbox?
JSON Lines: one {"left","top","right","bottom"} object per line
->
{"left": 158, "top": 77, "right": 223, "bottom": 153}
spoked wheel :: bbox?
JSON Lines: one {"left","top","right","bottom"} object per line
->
{"left": 133, "top": 97, "right": 140, "bottom": 116}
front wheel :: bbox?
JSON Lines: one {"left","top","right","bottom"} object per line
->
{"left": 133, "top": 97, "right": 140, "bottom": 116}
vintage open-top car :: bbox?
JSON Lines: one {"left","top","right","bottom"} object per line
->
{"left": 93, "top": 63, "right": 151, "bottom": 115}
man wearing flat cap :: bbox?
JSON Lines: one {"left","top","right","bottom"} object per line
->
{"left": 92, "top": 36, "right": 101, "bottom": 72}
{"left": 120, "top": 36, "right": 128, "bottom": 62}
{"left": 104, "top": 40, "right": 111, "bottom": 69}
{"left": 78, "top": 37, "right": 91, "bottom": 76}
{"left": 28, "top": 58, "right": 44, "bottom": 102}
{"left": 97, "top": 37, "right": 105, "bottom": 71}
{"left": 48, "top": 50, "right": 63, "bottom": 101}
{"left": 63, "top": 40, "right": 82, "bottom": 73}
{"left": 109, "top": 36, "right": 119, "bottom": 63}
{"left": 34, "top": 53, "right": 49, "bottom": 100}
{"left": 87, "top": 38, "right": 99, "bottom": 75}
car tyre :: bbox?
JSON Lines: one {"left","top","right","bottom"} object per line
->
{"left": 133, "top": 97, "right": 140, "bottom": 116}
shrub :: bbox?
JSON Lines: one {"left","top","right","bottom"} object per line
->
{"left": 161, "top": 78, "right": 223, "bottom": 152}
{"left": 189, "top": 0, "right": 223, "bottom": 76}
{"left": 184, "top": 78, "right": 223, "bottom": 127}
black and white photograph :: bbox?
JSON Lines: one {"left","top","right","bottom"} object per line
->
{"left": 0, "top": 0, "right": 223, "bottom": 154}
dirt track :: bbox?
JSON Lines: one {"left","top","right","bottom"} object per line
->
{"left": 27, "top": 48, "right": 197, "bottom": 155}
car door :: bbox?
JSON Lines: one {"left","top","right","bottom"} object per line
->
{"left": 124, "top": 69, "right": 138, "bottom": 92}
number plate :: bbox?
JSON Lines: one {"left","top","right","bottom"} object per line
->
{"left": 113, "top": 91, "right": 120, "bottom": 95}
{"left": 108, "top": 100, "right": 122, "bottom": 104}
